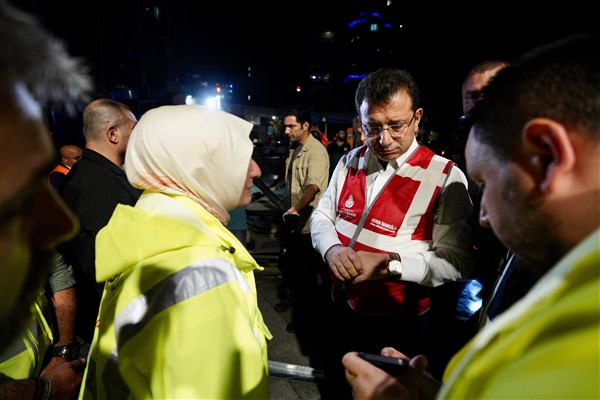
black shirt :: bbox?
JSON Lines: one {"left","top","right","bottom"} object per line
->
{"left": 58, "top": 148, "right": 142, "bottom": 342}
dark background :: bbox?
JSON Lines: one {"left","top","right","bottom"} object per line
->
{"left": 13, "top": 0, "right": 598, "bottom": 147}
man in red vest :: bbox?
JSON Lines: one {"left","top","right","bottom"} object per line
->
{"left": 311, "top": 67, "right": 475, "bottom": 399}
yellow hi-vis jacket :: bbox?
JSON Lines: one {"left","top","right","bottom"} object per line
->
{"left": 440, "top": 228, "right": 600, "bottom": 399}
{"left": 0, "top": 292, "right": 53, "bottom": 380}
{"left": 79, "top": 192, "right": 272, "bottom": 399}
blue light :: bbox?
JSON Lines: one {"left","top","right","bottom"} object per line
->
{"left": 344, "top": 74, "right": 366, "bottom": 84}
{"left": 456, "top": 279, "right": 484, "bottom": 320}
{"left": 348, "top": 12, "right": 383, "bottom": 28}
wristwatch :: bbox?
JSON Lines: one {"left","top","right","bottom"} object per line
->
{"left": 53, "top": 342, "right": 80, "bottom": 361}
{"left": 386, "top": 253, "right": 403, "bottom": 278}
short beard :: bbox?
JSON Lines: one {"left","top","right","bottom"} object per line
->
{"left": 0, "top": 250, "right": 53, "bottom": 354}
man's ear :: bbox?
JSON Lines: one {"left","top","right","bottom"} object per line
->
{"left": 523, "top": 118, "right": 575, "bottom": 193}
{"left": 414, "top": 108, "right": 424, "bottom": 123}
{"left": 107, "top": 125, "right": 119, "bottom": 144}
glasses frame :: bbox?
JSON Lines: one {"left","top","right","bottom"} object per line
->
{"left": 362, "top": 111, "right": 416, "bottom": 139}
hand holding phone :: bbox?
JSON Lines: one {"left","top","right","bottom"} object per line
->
{"left": 357, "top": 352, "right": 408, "bottom": 374}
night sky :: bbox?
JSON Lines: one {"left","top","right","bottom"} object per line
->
{"left": 158, "top": 1, "right": 598, "bottom": 124}
{"left": 14, "top": 0, "right": 598, "bottom": 131}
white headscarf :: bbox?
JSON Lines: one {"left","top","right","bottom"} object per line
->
{"left": 125, "top": 105, "right": 254, "bottom": 224}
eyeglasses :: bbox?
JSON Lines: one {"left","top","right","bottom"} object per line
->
{"left": 362, "top": 112, "right": 416, "bottom": 138}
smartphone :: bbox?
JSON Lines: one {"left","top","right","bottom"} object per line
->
{"left": 357, "top": 352, "right": 408, "bottom": 374}
{"left": 282, "top": 213, "right": 301, "bottom": 229}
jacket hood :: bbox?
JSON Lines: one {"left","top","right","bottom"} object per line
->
{"left": 95, "top": 197, "right": 261, "bottom": 282}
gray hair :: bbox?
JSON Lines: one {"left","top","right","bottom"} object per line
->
{"left": 0, "top": 0, "right": 92, "bottom": 113}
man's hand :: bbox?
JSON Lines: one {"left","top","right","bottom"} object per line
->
{"left": 284, "top": 207, "right": 299, "bottom": 215}
{"left": 325, "top": 245, "right": 362, "bottom": 281}
{"left": 342, "top": 348, "right": 440, "bottom": 400}
{"left": 351, "top": 251, "right": 390, "bottom": 284}
{"left": 325, "top": 246, "right": 389, "bottom": 283}
{"left": 41, "top": 355, "right": 67, "bottom": 375}
{"left": 41, "top": 357, "right": 86, "bottom": 400}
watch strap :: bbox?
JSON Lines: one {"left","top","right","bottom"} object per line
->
{"left": 388, "top": 253, "right": 401, "bottom": 263}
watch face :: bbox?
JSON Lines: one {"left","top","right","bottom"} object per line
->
{"left": 388, "top": 260, "right": 403, "bottom": 276}
{"left": 55, "top": 343, "right": 80, "bottom": 360}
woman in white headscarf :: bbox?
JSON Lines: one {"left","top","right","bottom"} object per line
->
{"left": 79, "top": 105, "right": 272, "bottom": 400}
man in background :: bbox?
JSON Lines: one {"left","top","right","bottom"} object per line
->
{"left": 59, "top": 98, "right": 142, "bottom": 344}
{"left": 326, "top": 129, "right": 351, "bottom": 178}
{"left": 351, "top": 115, "right": 366, "bottom": 147}
{"left": 277, "top": 108, "right": 329, "bottom": 339}
{"left": 310, "top": 122, "right": 329, "bottom": 147}
{"left": 48, "top": 144, "right": 83, "bottom": 190}
{"left": 427, "top": 59, "right": 511, "bottom": 376}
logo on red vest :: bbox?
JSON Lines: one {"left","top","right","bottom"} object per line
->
{"left": 344, "top": 195, "right": 355, "bottom": 209}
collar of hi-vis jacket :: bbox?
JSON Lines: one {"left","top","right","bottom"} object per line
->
{"left": 95, "top": 192, "right": 262, "bottom": 282}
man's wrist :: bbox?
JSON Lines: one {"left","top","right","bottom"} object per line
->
{"left": 34, "top": 377, "right": 52, "bottom": 400}
{"left": 324, "top": 244, "right": 343, "bottom": 263}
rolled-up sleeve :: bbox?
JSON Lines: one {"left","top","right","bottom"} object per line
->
{"left": 49, "top": 251, "right": 76, "bottom": 293}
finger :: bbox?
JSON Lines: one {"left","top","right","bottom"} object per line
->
{"left": 341, "top": 261, "right": 360, "bottom": 278}
{"left": 332, "top": 262, "right": 353, "bottom": 280}
{"left": 381, "top": 347, "right": 406, "bottom": 358}
{"left": 342, "top": 351, "right": 375, "bottom": 374}
{"left": 331, "top": 266, "right": 346, "bottom": 281}
{"left": 410, "top": 354, "right": 429, "bottom": 373}
{"left": 329, "top": 259, "right": 353, "bottom": 281}
{"left": 71, "top": 357, "right": 87, "bottom": 372}
{"left": 340, "top": 252, "right": 363, "bottom": 276}
{"left": 341, "top": 351, "right": 360, "bottom": 372}
{"left": 344, "top": 367, "right": 356, "bottom": 386}
{"left": 71, "top": 357, "right": 86, "bottom": 366}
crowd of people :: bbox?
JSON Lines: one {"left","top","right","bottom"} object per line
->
{"left": 0, "top": 0, "right": 598, "bottom": 398}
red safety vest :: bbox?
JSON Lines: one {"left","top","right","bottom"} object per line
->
{"left": 333, "top": 145, "right": 453, "bottom": 316}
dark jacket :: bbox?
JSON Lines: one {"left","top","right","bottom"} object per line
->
{"left": 58, "top": 148, "right": 141, "bottom": 342}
